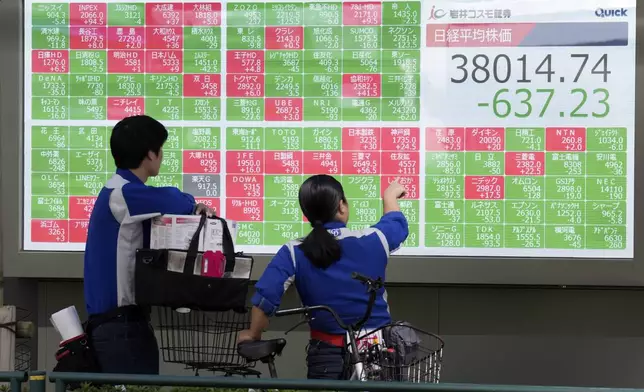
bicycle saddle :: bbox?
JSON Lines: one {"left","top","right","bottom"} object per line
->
{"left": 237, "top": 338, "right": 287, "bottom": 362}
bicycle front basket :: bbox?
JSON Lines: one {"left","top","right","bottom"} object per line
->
{"left": 356, "top": 322, "right": 444, "bottom": 383}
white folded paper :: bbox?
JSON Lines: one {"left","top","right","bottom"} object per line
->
{"left": 150, "top": 215, "right": 238, "bottom": 253}
{"left": 50, "top": 306, "right": 84, "bottom": 343}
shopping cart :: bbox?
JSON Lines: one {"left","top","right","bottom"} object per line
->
{"left": 156, "top": 306, "right": 260, "bottom": 377}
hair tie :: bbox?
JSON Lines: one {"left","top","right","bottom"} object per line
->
{"left": 312, "top": 220, "right": 324, "bottom": 228}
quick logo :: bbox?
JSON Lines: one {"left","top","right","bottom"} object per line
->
{"left": 595, "top": 8, "right": 628, "bottom": 17}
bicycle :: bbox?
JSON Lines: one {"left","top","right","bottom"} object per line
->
{"left": 237, "top": 272, "right": 444, "bottom": 383}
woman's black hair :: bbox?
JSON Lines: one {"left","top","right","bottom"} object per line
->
{"left": 298, "top": 174, "right": 347, "bottom": 269}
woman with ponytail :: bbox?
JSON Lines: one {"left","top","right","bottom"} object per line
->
{"left": 238, "top": 174, "right": 409, "bottom": 379}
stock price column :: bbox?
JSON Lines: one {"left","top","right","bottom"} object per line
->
{"left": 425, "top": 8, "right": 633, "bottom": 256}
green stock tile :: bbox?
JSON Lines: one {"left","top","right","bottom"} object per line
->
{"left": 70, "top": 150, "right": 106, "bottom": 173}
{"left": 265, "top": 128, "right": 303, "bottom": 150}
{"left": 237, "top": 222, "right": 264, "bottom": 245}
{"left": 545, "top": 177, "right": 585, "bottom": 201}
{"left": 341, "top": 175, "right": 380, "bottom": 199}
{"left": 304, "top": 27, "right": 342, "bottom": 50}
{"left": 32, "top": 126, "right": 69, "bottom": 149}
{"left": 504, "top": 176, "right": 544, "bottom": 200}
{"left": 148, "top": 174, "right": 182, "bottom": 189}
{"left": 425, "top": 176, "right": 463, "bottom": 199}
{"left": 586, "top": 176, "right": 626, "bottom": 201}
{"left": 184, "top": 26, "right": 221, "bottom": 50}
{"left": 303, "top": 50, "right": 341, "bottom": 74}
{"left": 304, "top": 74, "right": 341, "bottom": 97}
{"left": 145, "top": 98, "right": 182, "bottom": 121}
{"left": 184, "top": 50, "right": 221, "bottom": 73}
{"left": 586, "top": 152, "right": 626, "bottom": 176}
{"left": 342, "top": 98, "right": 380, "bottom": 121}
{"left": 383, "top": 2, "right": 421, "bottom": 25}
{"left": 227, "top": 3, "right": 265, "bottom": 26}
{"left": 32, "top": 74, "right": 69, "bottom": 96}
{"left": 227, "top": 27, "right": 264, "bottom": 49}
{"left": 426, "top": 152, "right": 464, "bottom": 176}
{"left": 32, "top": 149, "right": 68, "bottom": 172}
{"left": 226, "top": 98, "right": 263, "bottom": 121}
{"left": 586, "top": 201, "right": 626, "bottom": 226}
{"left": 402, "top": 224, "right": 420, "bottom": 247}
{"left": 226, "top": 127, "right": 263, "bottom": 150}
{"left": 265, "top": 74, "right": 303, "bottom": 97}
{"left": 464, "top": 224, "right": 503, "bottom": 248}
{"left": 505, "top": 128, "right": 545, "bottom": 151}
{"left": 108, "top": 3, "right": 144, "bottom": 25}
{"left": 504, "top": 225, "right": 544, "bottom": 248}
{"left": 107, "top": 74, "right": 144, "bottom": 97}
{"left": 465, "top": 200, "right": 504, "bottom": 225}
{"left": 382, "top": 50, "right": 420, "bottom": 74}
{"left": 69, "top": 126, "right": 107, "bottom": 149}
{"left": 398, "top": 200, "right": 419, "bottom": 224}
{"left": 32, "top": 97, "right": 69, "bottom": 120}
{"left": 70, "top": 97, "right": 107, "bottom": 120}
{"left": 145, "top": 74, "right": 181, "bottom": 97}
{"left": 266, "top": 51, "right": 302, "bottom": 74}
{"left": 264, "top": 175, "right": 303, "bottom": 198}
{"left": 32, "top": 26, "right": 69, "bottom": 49}
{"left": 265, "top": 198, "right": 301, "bottom": 222}
{"left": 160, "top": 150, "right": 182, "bottom": 173}
{"left": 343, "top": 27, "right": 381, "bottom": 50}
{"left": 31, "top": 196, "right": 68, "bottom": 219}
{"left": 425, "top": 200, "right": 463, "bottom": 224}
{"left": 184, "top": 98, "right": 221, "bottom": 121}
{"left": 586, "top": 225, "right": 626, "bottom": 249}
{"left": 382, "top": 74, "right": 420, "bottom": 98}
{"left": 586, "top": 128, "right": 627, "bottom": 152}
{"left": 382, "top": 26, "right": 421, "bottom": 50}
{"left": 425, "top": 224, "right": 463, "bottom": 247}
{"left": 32, "top": 3, "right": 69, "bottom": 26}
{"left": 382, "top": 98, "right": 419, "bottom": 121}
{"left": 70, "top": 51, "right": 106, "bottom": 73}
{"left": 349, "top": 199, "right": 382, "bottom": 225}
{"left": 544, "top": 225, "right": 585, "bottom": 249}
{"left": 303, "top": 3, "right": 342, "bottom": 26}
{"left": 302, "top": 127, "right": 341, "bottom": 150}
{"left": 545, "top": 152, "right": 585, "bottom": 176}
{"left": 265, "top": 3, "right": 303, "bottom": 25}
{"left": 69, "top": 173, "right": 108, "bottom": 196}
{"left": 32, "top": 173, "right": 68, "bottom": 196}
{"left": 343, "top": 50, "right": 380, "bottom": 73}
{"left": 465, "top": 152, "right": 504, "bottom": 176}
{"left": 545, "top": 201, "right": 584, "bottom": 225}
{"left": 505, "top": 200, "right": 545, "bottom": 225}
{"left": 164, "top": 127, "right": 182, "bottom": 150}
{"left": 70, "top": 74, "right": 106, "bottom": 97}
{"left": 264, "top": 222, "right": 303, "bottom": 245}
{"left": 183, "top": 127, "right": 220, "bottom": 150}
{"left": 303, "top": 98, "right": 341, "bottom": 121}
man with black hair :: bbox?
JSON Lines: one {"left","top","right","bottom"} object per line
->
{"left": 83, "top": 115, "right": 214, "bottom": 374}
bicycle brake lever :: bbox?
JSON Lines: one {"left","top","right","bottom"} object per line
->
{"left": 285, "top": 317, "right": 310, "bottom": 335}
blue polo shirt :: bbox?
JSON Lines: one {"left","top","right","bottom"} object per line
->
{"left": 252, "top": 211, "right": 409, "bottom": 335}
{"left": 84, "top": 169, "right": 197, "bottom": 316}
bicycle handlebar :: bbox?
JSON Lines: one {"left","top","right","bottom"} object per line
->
{"left": 275, "top": 272, "right": 383, "bottom": 332}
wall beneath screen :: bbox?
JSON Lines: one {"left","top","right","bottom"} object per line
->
{"left": 7, "top": 280, "right": 644, "bottom": 390}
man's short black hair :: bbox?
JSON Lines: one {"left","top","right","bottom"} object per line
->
{"left": 110, "top": 115, "right": 168, "bottom": 170}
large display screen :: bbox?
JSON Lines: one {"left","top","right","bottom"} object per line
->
{"left": 24, "top": 0, "right": 635, "bottom": 258}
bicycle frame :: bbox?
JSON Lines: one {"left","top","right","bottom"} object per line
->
{"left": 274, "top": 272, "right": 383, "bottom": 382}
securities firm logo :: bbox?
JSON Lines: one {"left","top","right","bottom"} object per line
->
{"left": 428, "top": 5, "right": 447, "bottom": 20}
{"left": 595, "top": 7, "right": 628, "bottom": 17}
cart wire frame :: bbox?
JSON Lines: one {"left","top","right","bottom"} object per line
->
{"left": 156, "top": 307, "right": 260, "bottom": 376}
{"left": 353, "top": 322, "right": 444, "bottom": 383}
